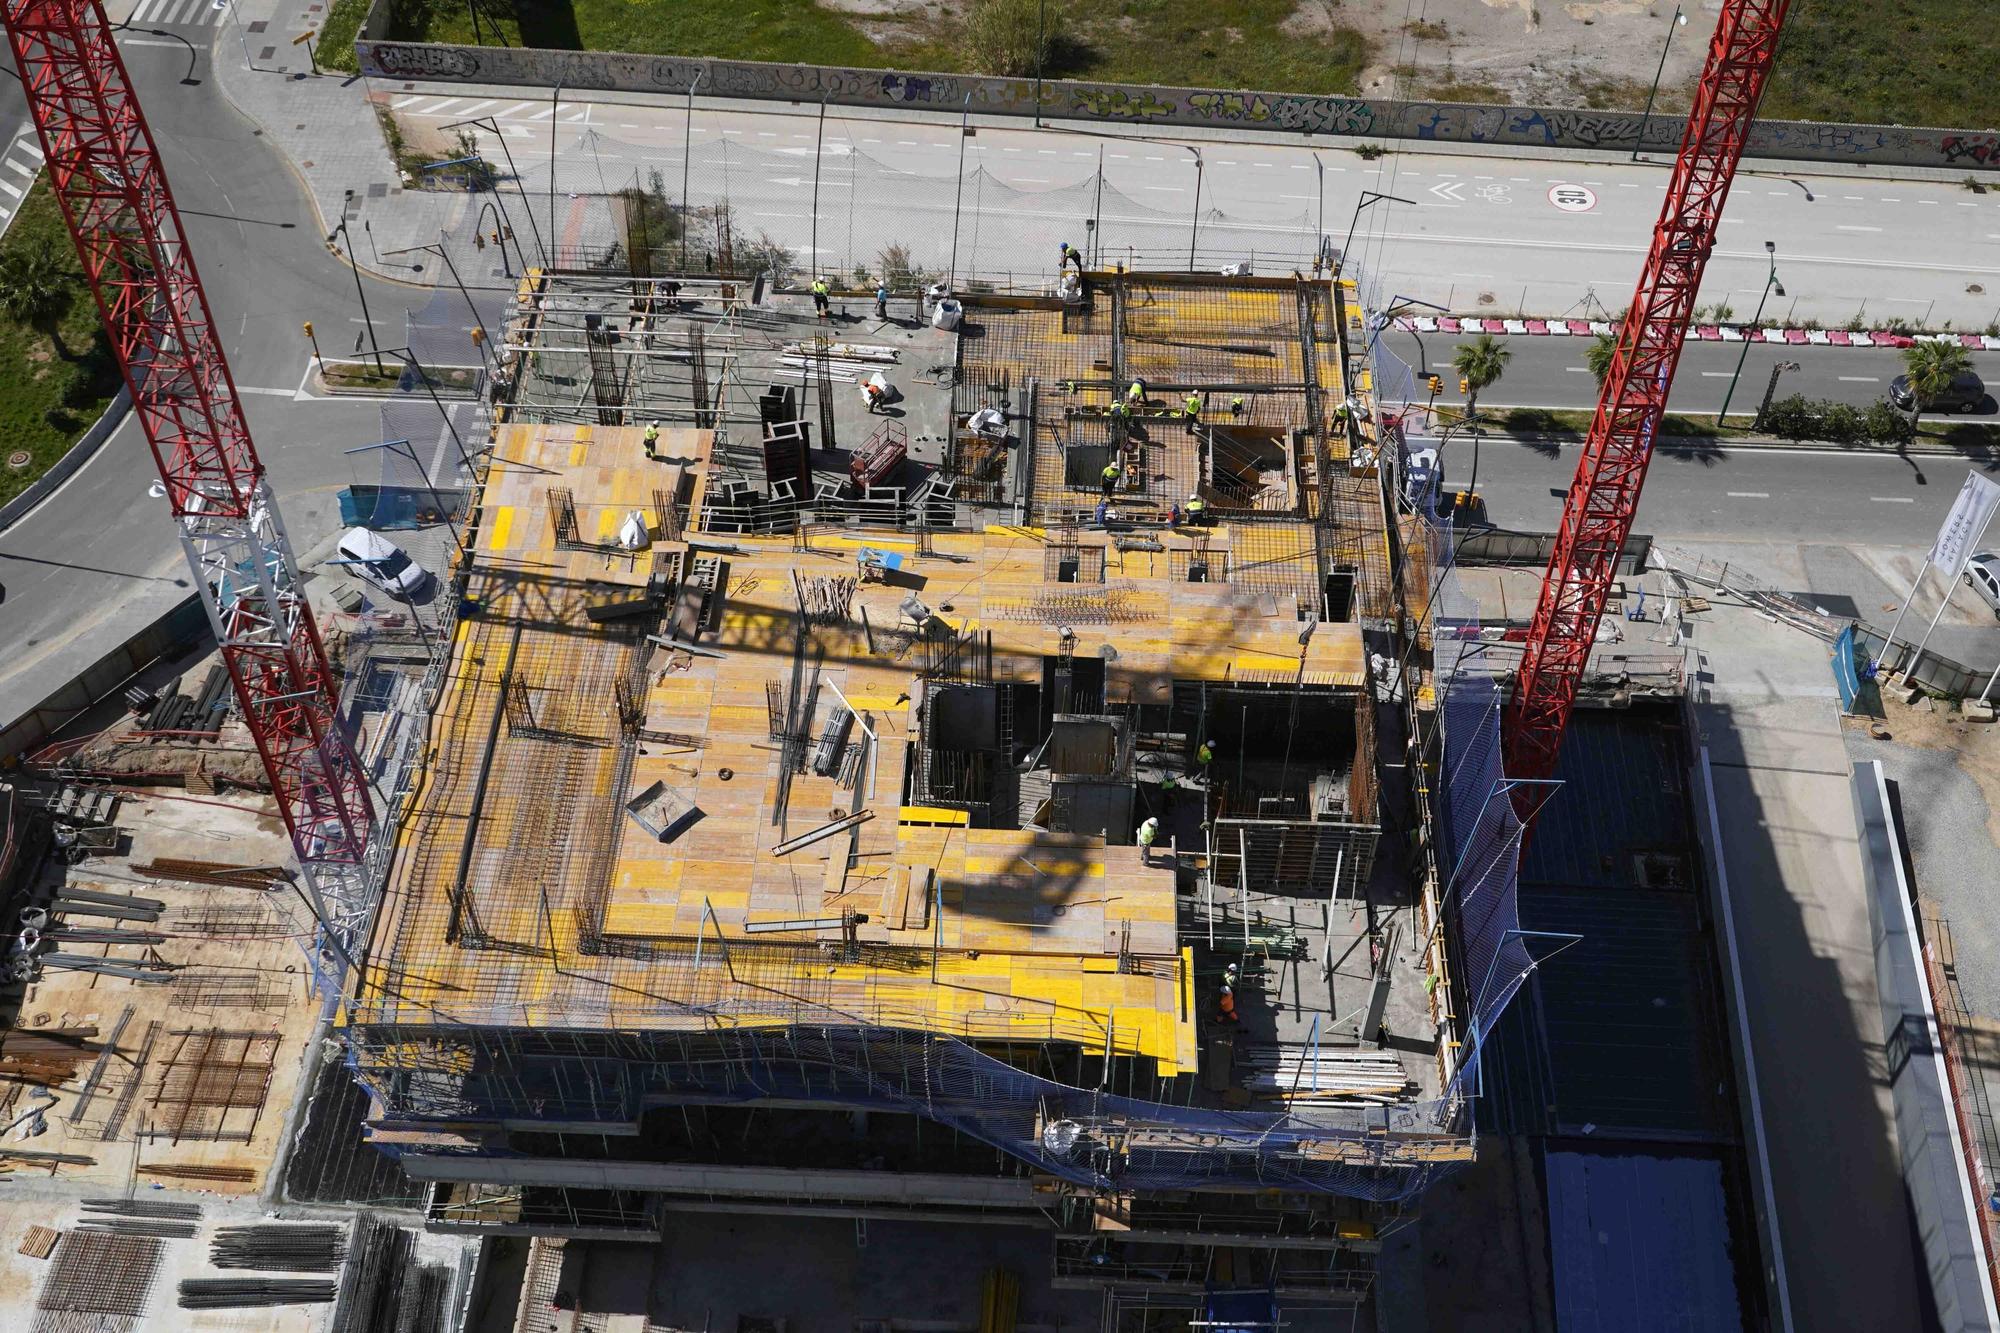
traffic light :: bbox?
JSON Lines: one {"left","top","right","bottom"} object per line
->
{"left": 471, "top": 326, "right": 485, "bottom": 346}
{"left": 1458, "top": 377, "right": 1469, "bottom": 394}
{"left": 490, "top": 231, "right": 501, "bottom": 248}
{"left": 473, "top": 232, "right": 486, "bottom": 250}
{"left": 301, "top": 321, "right": 313, "bottom": 339}
{"left": 1427, "top": 374, "right": 1443, "bottom": 396}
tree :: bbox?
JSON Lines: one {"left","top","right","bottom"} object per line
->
{"left": 1584, "top": 333, "right": 1617, "bottom": 389}
{"left": 1900, "top": 338, "right": 1974, "bottom": 432}
{"left": 1453, "top": 333, "right": 1511, "bottom": 422}
{"left": 961, "top": 0, "right": 1067, "bottom": 78}
{"left": 0, "top": 236, "right": 72, "bottom": 357}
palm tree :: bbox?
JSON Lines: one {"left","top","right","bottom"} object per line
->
{"left": 1900, "top": 339, "right": 1974, "bottom": 433}
{"left": 1453, "top": 333, "right": 1511, "bottom": 423}
{"left": 0, "top": 237, "right": 73, "bottom": 358}
{"left": 1585, "top": 333, "right": 1617, "bottom": 389}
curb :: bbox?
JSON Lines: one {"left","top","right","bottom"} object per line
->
{"left": 1396, "top": 314, "right": 1991, "bottom": 352}
{"left": 1488, "top": 427, "right": 1989, "bottom": 458}
{"left": 0, "top": 387, "right": 133, "bottom": 535}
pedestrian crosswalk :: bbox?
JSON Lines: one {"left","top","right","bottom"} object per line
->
{"left": 129, "top": 0, "right": 227, "bottom": 27}
{"left": 0, "top": 134, "right": 45, "bottom": 237}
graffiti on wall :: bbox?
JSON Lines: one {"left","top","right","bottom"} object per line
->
{"left": 1071, "top": 88, "right": 1173, "bottom": 120}
{"left": 352, "top": 40, "right": 2000, "bottom": 174}
{"left": 1941, "top": 134, "right": 2000, "bottom": 166}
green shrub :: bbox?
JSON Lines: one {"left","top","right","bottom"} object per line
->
{"left": 1864, "top": 400, "right": 1914, "bottom": 445}
{"left": 961, "top": 0, "right": 1066, "bottom": 77}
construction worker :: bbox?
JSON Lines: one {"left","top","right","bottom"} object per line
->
{"left": 811, "top": 276, "right": 830, "bottom": 320}
{"left": 1101, "top": 461, "right": 1122, "bottom": 498}
{"left": 1094, "top": 499, "right": 1110, "bottom": 527}
{"left": 1160, "top": 771, "right": 1178, "bottom": 792}
{"left": 1108, "top": 397, "right": 1129, "bottom": 423}
{"left": 875, "top": 283, "right": 888, "bottom": 321}
{"left": 1215, "top": 983, "right": 1240, "bottom": 1024}
{"left": 1059, "top": 240, "right": 1082, "bottom": 274}
{"left": 1136, "top": 816, "right": 1160, "bottom": 862}
{"left": 1230, "top": 394, "right": 1245, "bottom": 420}
{"left": 1184, "top": 493, "right": 1207, "bottom": 525}
{"left": 1183, "top": 391, "right": 1203, "bottom": 424}
{"left": 643, "top": 421, "right": 660, "bottom": 459}
{"left": 1126, "top": 378, "right": 1146, "bottom": 408}
{"left": 1195, "top": 738, "right": 1214, "bottom": 767}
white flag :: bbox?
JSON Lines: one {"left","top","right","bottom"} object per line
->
{"left": 1928, "top": 472, "right": 2000, "bottom": 579}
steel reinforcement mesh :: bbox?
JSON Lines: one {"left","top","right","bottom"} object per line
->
{"left": 348, "top": 1023, "right": 1463, "bottom": 1202}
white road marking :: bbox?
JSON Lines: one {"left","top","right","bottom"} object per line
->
{"left": 1142, "top": 186, "right": 1185, "bottom": 193}
{"left": 1726, "top": 492, "right": 1770, "bottom": 498}
{"left": 1837, "top": 375, "right": 1880, "bottom": 382}
{"left": 1699, "top": 371, "right": 1733, "bottom": 377}
{"left": 0, "top": 180, "right": 21, "bottom": 199}
{"left": 236, "top": 386, "right": 300, "bottom": 397}
{"left": 1564, "top": 366, "right": 1590, "bottom": 373}
{"left": 1869, "top": 496, "right": 1915, "bottom": 503}
{"left": 1880, "top": 197, "right": 1901, "bottom": 203}
{"left": 1837, "top": 225, "right": 1883, "bottom": 232}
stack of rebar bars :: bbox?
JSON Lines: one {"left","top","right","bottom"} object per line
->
{"left": 210, "top": 1224, "right": 347, "bottom": 1272}
{"left": 75, "top": 1198, "right": 202, "bottom": 1239}
{"left": 331, "top": 1218, "right": 414, "bottom": 1333}
{"left": 179, "top": 1277, "right": 338, "bottom": 1308}
{"left": 132, "top": 858, "right": 291, "bottom": 890}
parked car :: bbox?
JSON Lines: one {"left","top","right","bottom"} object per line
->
{"left": 1887, "top": 370, "right": 1987, "bottom": 414}
{"left": 1966, "top": 552, "right": 2000, "bottom": 620}
{"left": 335, "top": 527, "right": 428, "bottom": 598}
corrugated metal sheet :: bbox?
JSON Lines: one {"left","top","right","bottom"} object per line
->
{"left": 1545, "top": 1150, "right": 1744, "bottom": 1333}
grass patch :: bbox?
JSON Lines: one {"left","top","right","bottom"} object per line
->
{"left": 1496, "top": 408, "right": 1740, "bottom": 439}
{"left": 315, "top": 0, "right": 371, "bottom": 74}
{"left": 320, "top": 358, "right": 482, "bottom": 394}
{"left": 0, "top": 177, "right": 124, "bottom": 508}
{"left": 386, "top": 0, "right": 1371, "bottom": 96}
{"left": 1763, "top": 0, "right": 2000, "bottom": 127}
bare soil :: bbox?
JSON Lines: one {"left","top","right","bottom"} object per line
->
{"left": 1289, "top": 0, "right": 1706, "bottom": 108}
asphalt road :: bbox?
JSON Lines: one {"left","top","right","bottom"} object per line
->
{"left": 0, "top": 34, "right": 429, "bottom": 726}
{"left": 1375, "top": 330, "right": 2000, "bottom": 416}
{"left": 380, "top": 85, "right": 2000, "bottom": 328}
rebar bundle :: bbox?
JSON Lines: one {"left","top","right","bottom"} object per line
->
{"left": 179, "top": 1277, "right": 338, "bottom": 1308}
{"left": 74, "top": 1217, "right": 200, "bottom": 1239}
{"left": 331, "top": 1218, "right": 414, "bottom": 1333}
{"left": 81, "top": 1197, "right": 202, "bottom": 1220}
{"left": 210, "top": 1224, "right": 348, "bottom": 1272}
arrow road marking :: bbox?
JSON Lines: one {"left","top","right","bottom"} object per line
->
{"left": 1428, "top": 181, "right": 1466, "bottom": 202}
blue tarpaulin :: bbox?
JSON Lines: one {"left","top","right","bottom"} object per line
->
{"left": 1546, "top": 1150, "right": 1744, "bottom": 1332}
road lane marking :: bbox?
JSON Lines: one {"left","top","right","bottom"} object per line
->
{"left": 1726, "top": 492, "right": 1770, "bottom": 498}
{"left": 1699, "top": 371, "right": 1733, "bottom": 377}
{"left": 1142, "top": 186, "right": 1185, "bottom": 192}
{"left": 1564, "top": 366, "right": 1589, "bottom": 373}
{"left": 1837, "top": 225, "right": 1883, "bottom": 232}
{"left": 1880, "top": 197, "right": 1901, "bottom": 202}
{"left": 0, "top": 180, "right": 21, "bottom": 199}
{"left": 1838, "top": 375, "right": 1880, "bottom": 382}
{"left": 1869, "top": 496, "right": 1915, "bottom": 503}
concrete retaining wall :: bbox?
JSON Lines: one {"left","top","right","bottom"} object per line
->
{"left": 0, "top": 594, "right": 208, "bottom": 761}
{"left": 356, "top": 39, "right": 2000, "bottom": 173}
{"left": 0, "top": 386, "right": 131, "bottom": 534}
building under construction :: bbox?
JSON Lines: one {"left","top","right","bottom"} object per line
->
{"left": 343, "top": 262, "right": 1474, "bottom": 1311}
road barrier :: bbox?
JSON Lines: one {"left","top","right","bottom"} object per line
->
{"left": 354, "top": 31, "right": 2000, "bottom": 174}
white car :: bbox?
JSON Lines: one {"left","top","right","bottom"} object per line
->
{"left": 1966, "top": 552, "right": 2000, "bottom": 620}
{"left": 335, "top": 527, "right": 428, "bottom": 598}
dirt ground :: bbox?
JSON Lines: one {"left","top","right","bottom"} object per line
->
{"left": 1299, "top": 0, "right": 1709, "bottom": 107}
{"left": 830, "top": 0, "right": 1709, "bottom": 109}
{"left": 1844, "top": 689, "right": 2000, "bottom": 847}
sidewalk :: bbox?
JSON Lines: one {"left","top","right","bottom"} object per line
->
{"left": 209, "top": 0, "right": 476, "bottom": 272}
{"left": 1690, "top": 592, "right": 1924, "bottom": 1331}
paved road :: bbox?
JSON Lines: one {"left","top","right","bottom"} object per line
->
{"left": 1375, "top": 329, "right": 2000, "bottom": 416}
{"left": 371, "top": 84, "right": 2000, "bottom": 327}
{"left": 0, "top": 33, "right": 436, "bottom": 729}
{"left": 1454, "top": 436, "right": 2000, "bottom": 669}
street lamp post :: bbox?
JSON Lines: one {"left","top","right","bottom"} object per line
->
{"left": 1186, "top": 146, "right": 1202, "bottom": 269}
{"left": 1717, "top": 240, "right": 1782, "bottom": 424}
{"left": 443, "top": 115, "right": 548, "bottom": 270}
{"left": 1635, "top": 5, "right": 1689, "bottom": 162}
{"left": 548, "top": 80, "right": 562, "bottom": 270}
{"left": 948, "top": 94, "right": 972, "bottom": 289}
{"left": 1340, "top": 192, "right": 1417, "bottom": 277}
{"left": 1033, "top": 0, "right": 1047, "bottom": 129}
{"left": 329, "top": 200, "right": 384, "bottom": 375}
{"left": 682, "top": 69, "right": 705, "bottom": 270}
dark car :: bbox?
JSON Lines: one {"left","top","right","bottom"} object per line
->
{"left": 1887, "top": 369, "right": 1987, "bottom": 413}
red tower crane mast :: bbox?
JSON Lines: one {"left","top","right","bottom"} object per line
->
{"left": 3, "top": 1, "right": 374, "bottom": 950}
{"left": 1504, "top": 0, "right": 1791, "bottom": 784}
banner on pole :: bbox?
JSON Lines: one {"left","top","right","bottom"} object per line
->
{"left": 1928, "top": 472, "right": 2000, "bottom": 579}
{"left": 1831, "top": 624, "right": 1861, "bottom": 713}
